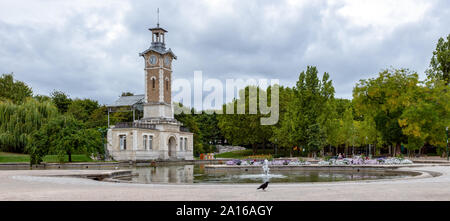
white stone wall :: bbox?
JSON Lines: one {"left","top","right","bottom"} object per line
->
{"left": 107, "top": 127, "right": 194, "bottom": 161}
{"left": 143, "top": 104, "right": 173, "bottom": 119}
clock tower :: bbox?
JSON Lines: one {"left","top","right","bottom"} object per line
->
{"left": 106, "top": 14, "right": 194, "bottom": 162}
{"left": 139, "top": 23, "right": 176, "bottom": 119}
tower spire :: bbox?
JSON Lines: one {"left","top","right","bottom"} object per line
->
{"left": 157, "top": 8, "right": 160, "bottom": 27}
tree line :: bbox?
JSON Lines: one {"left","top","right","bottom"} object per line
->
{"left": 0, "top": 75, "right": 139, "bottom": 163}
{"left": 177, "top": 34, "right": 449, "bottom": 158}
{"left": 0, "top": 34, "right": 449, "bottom": 162}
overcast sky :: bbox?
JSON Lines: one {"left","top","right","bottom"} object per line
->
{"left": 1, "top": 0, "right": 449, "bottom": 106}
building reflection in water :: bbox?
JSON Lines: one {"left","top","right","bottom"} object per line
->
{"left": 133, "top": 165, "right": 194, "bottom": 184}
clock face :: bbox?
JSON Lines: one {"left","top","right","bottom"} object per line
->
{"left": 149, "top": 55, "right": 157, "bottom": 65}
{"left": 164, "top": 56, "right": 171, "bottom": 66}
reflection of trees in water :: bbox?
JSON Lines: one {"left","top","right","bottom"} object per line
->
{"left": 133, "top": 166, "right": 406, "bottom": 184}
{"left": 308, "top": 172, "right": 319, "bottom": 182}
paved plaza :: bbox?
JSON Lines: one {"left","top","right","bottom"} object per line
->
{"left": 0, "top": 165, "right": 450, "bottom": 200}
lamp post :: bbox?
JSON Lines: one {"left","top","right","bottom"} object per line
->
{"left": 274, "top": 139, "right": 278, "bottom": 156}
{"left": 446, "top": 127, "right": 448, "bottom": 161}
{"left": 366, "top": 136, "right": 368, "bottom": 157}
{"left": 98, "top": 127, "right": 108, "bottom": 160}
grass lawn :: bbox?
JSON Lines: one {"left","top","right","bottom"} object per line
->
{"left": 214, "top": 149, "right": 275, "bottom": 159}
{"left": 0, "top": 152, "right": 95, "bottom": 163}
{"left": 0, "top": 152, "right": 30, "bottom": 163}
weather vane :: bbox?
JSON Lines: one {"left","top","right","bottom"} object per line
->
{"left": 157, "top": 8, "right": 160, "bottom": 27}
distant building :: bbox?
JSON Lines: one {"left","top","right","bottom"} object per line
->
{"left": 106, "top": 23, "right": 194, "bottom": 162}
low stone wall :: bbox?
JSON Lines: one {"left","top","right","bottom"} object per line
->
{"left": 0, "top": 162, "right": 121, "bottom": 170}
{"left": 134, "top": 159, "right": 225, "bottom": 166}
{"left": 215, "top": 145, "right": 246, "bottom": 154}
{"left": 0, "top": 160, "right": 225, "bottom": 170}
{"left": 46, "top": 170, "right": 133, "bottom": 181}
{"left": 411, "top": 159, "right": 450, "bottom": 164}
{"left": 203, "top": 164, "right": 433, "bottom": 173}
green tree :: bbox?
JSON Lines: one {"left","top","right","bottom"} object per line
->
{"left": 87, "top": 106, "right": 108, "bottom": 128}
{"left": 33, "top": 95, "right": 51, "bottom": 102}
{"left": 29, "top": 115, "right": 103, "bottom": 164}
{"left": 273, "top": 66, "right": 335, "bottom": 156}
{"left": 121, "top": 92, "right": 134, "bottom": 96}
{"left": 306, "top": 123, "right": 327, "bottom": 158}
{"left": 218, "top": 86, "right": 273, "bottom": 153}
{"left": 270, "top": 86, "right": 296, "bottom": 155}
{"left": 50, "top": 90, "right": 72, "bottom": 113}
{"left": 67, "top": 98, "right": 100, "bottom": 122}
{"left": 321, "top": 98, "right": 352, "bottom": 155}
{"left": 357, "top": 116, "right": 378, "bottom": 155}
{"left": 194, "top": 111, "right": 224, "bottom": 151}
{"left": 353, "top": 68, "right": 418, "bottom": 156}
{"left": 339, "top": 106, "right": 356, "bottom": 155}
{"left": 0, "top": 98, "right": 58, "bottom": 153}
{"left": 398, "top": 77, "right": 449, "bottom": 156}
{"left": 0, "top": 73, "right": 33, "bottom": 104}
{"left": 175, "top": 107, "right": 204, "bottom": 156}
{"left": 427, "top": 34, "right": 450, "bottom": 85}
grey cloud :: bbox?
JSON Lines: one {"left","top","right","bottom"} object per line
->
{"left": 0, "top": 0, "right": 449, "bottom": 105}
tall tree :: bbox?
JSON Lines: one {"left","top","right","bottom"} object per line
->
{"left": 273, "top": 66, "right": 335, "bottom": 157}
{"left": 29, "top": 115, "right": 103, "bottom": 164}
{"left": 0, "top": 73, "right": 33, "bottom": 104}
{"left": 67, "top": 98, "right": 100, "bottom": 123}
{"left": 87, "top": 106, "right": 108, "bottom": 128}
{"left": 195, "top": 111, "right": 224, "bottom": 147}
{"left": 427, "top": 34, "right": 450, "bottom": 85}
{"left": 353, "top": 68, "right": 417, "bottom": 156}
{"left": 175, "top": 107, "right": 205, "bottom": 156}
{"left": 218, "top": 86, "right": 273, "bottom": 153}
{"left": 398, "top": 77, "right": 450, "bottom": 156}
{"left": 0, "top": 98, "right": 58, "bottom": 153}
{"left": 121, "top": 92, "right": 134, "bottom": 96}
{"left": 270, "top": 86, "right": 296, "bottom": 155}
{"left": 339, "top": 106, "right": 357, "bottom": 155}
{"left": 33, "top": 95, "right": 51, "bottom": 103}
{"left": 50, "top": 90, "right": 72, "bottom": 113}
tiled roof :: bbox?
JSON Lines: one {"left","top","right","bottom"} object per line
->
{"left": 107, "top": 94, "right": 145, "bottom": 107}
{"left": 139, "top": 47, "right": 177, "bottom": 59}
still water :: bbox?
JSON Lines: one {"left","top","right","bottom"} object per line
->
{"left": 129, "top": 164, "right": 414, "bottom": 184}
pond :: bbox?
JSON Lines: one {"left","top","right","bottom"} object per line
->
{"left": 128, "top": 164, "right": 417, "bottom": 184}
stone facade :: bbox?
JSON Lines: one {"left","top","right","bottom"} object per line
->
{"left": 106, "top": 24, "right": 193, "bottom": 162}
{"left": 143, "top": 102, "right": 173, "bottom": 119}
{"left": 107, "top": 125, "right": 193, "bottom": 161}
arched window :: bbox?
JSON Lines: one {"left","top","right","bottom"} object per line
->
{"left": 152, "top": 78, "right": 156, "bottom": 89}
{"left": 165, "top": 79, "right": 169, "bottom": 91}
